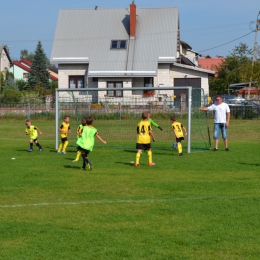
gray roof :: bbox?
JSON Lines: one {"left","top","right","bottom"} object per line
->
{"left": 173, "top": 63, "right": 215, "bottom": 75}
{"left": 51, "top": 7, "right": 179, "bottom": 77}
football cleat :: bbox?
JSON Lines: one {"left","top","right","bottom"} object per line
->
{"left": 87, "top": 161, "right": 92, "bottom": 170}
{"left": 148, "top": 162, "right": 156, "bottom": 166}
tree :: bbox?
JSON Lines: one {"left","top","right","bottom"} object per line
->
{"left": 28, "top": 41, "right": 51, "bottom": 90}
{"left": 3, "top": 75, "right": 17, "bottom": 89}
{"left": 209, "top": 43, "right": 260, "bottom": 96}
{"left": 16, "top": 79, "right": 29, "bottom": 91}
{"left": 0, "top": 86, "right": 21, "bottom": 103}
{"left": 0, "top": 71, "right": 4, "bottom": 93}
{"left": 20, "top": 49, "right": 35, "bottom": 62}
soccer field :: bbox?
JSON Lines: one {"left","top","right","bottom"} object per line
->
{"left": 0, "top": 119, "right": 259, "bottom": 259}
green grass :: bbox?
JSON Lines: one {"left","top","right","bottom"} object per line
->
{"left": 0, "top": 119, "right": 260, "bottom": 259}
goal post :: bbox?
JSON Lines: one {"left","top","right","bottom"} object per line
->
{"left": 55, "top": 86, "right": 209, "bottom": 153}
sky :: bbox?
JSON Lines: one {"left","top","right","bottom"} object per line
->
{"left": 1, "top": 0, "right": 259, "bottom": 62}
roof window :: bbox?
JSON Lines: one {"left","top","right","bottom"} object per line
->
{"left": 111, "top": 40, "right": 127, "bottom": 49}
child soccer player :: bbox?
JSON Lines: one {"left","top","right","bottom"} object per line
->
{"left": 57, "top": 115, "right": 71, "bottom": 154}
{"left": 25, "top": 119, "right": 43, "bottom": 152}
{"left": 135, "top": 112, "right": 156, "bottom": 167}
{"left": 76, "top": 116, "right": 107, "bottom": 170}
{"left": 72, "top": 118, "right": 85, "bottom": 162}
{"left": 170, "top": 115, "right": 187, "bottom": 156}
{"left": 147, "top": 112, "right": 163, "bottom": 130}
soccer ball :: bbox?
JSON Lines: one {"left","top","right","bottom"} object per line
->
{"left": 172, "top": 142, "right": 177, "bottom": 149}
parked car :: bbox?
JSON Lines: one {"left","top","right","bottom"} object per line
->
{"left": 212, "top": 95, "right": 260, "bottom": 114}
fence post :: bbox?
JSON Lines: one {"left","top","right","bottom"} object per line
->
{"left": 118, "top": 102, "right": 121, "bottom": 119}
{"left": 27, "top": 102, "right": 30, "bottom": 119}
{"left": 87, "top": 102, "right": 91, "bottom": 116}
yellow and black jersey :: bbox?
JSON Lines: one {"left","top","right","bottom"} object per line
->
{"left": 25, "top": 125, "right": 38, "bottom": 139}
{"left": 76, "top": 124, "right": 84, "bottom": 140}
{"left": 172, "top": 121, "right": 184, "bottom": 138}
{"left": 60, "top": 122, "right": 70, "bottom": 138}
{"left": 136, "top": 120, "right": 152, "bottom": 144}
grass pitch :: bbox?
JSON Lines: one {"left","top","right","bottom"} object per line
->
{"left": 0, "top": 119, "right": 259, "bottom": 260}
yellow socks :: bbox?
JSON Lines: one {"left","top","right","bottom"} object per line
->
{"left": 147, "top": 150, "right": 152, "bottom": 164}
{"left": 136, "top": 153, "right": 140, "bottom": 165}
{"left": 75, "top": 150, "right": 81, "bottom": 161}
{"left": 178, "top": 143, "right": 182, "bottom": 154}
{"left": 58, "top": 143, "right": 63, "bottom": 152}
{"left": 63, "top": 141, "right": 69, "bottom": 152}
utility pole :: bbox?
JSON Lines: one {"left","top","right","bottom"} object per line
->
{"left": 249, "top": 11, "right": 260, "bottom": 97}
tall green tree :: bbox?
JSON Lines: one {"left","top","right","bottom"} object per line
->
{"left": 28, "top": 41, "right": 51, "bottom": 90}
{"left": 209, "top": 43, "right": 260, "bottom": 96}
{"left": 20, "top": 49, "right": 35, "bottom": 62}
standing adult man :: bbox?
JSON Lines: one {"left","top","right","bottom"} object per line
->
{"left": 199, "top": 95, "right": 230, "bottom": 151}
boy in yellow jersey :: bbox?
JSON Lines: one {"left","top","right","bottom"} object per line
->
{"left": 76, "top": 116, "right": 107, "bottom": 170}
{"left": 170, "top": 115, "right": 187, "bottom": 156}
{"left": 25, "top": 119, "right": 43, "bottom": 152}
{"left": 72, "top": 119, "right": 85, "bottom": 162}
{"left": 57, "top": 115, "right": 71, "bottom": 154}
{"left": 135, "top": 112, "right": 156, "bottom": 167}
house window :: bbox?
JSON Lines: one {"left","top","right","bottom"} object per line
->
{"left": 69, "top": 76, "right": 84, "bottom": 88}
{"left": 92, "top": 77, "right": 98, "bottom": 82}
{"left": 110, "top": 40, "right": 127, "bottom": 49}
{"left": 107, "top": 82, "right": 123, "bottom": 97}
{"left": 143, "top": 77, "right": 154, "bottom": 96}
{"left": 23, "top": 73, "right": 28, "bottom": 79}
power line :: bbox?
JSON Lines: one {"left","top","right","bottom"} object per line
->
{"left": 198, "top": 31, "right": 255, "bottom": 53}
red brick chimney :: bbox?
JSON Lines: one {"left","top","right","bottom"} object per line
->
{"left": 130, "top": 2, "right": 136, "bottom": 37}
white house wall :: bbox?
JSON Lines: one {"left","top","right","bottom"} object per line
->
{"left": 0, "top": 49, "right": 10, "bottom": 72}
{"left": 170, "top": 65, "right": 209, "bottom": 97}
{"left": 58, "top": 64, "right": 90, "bottom": 102}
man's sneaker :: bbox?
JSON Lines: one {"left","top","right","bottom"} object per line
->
{"left": 61, "top": 151, "right": 66, "bottom": 154}
{"left": 213, "top": 148, "right": 218, "bottom": 151}
{"left": 225, "top": 148, "right": 229, "bottom": 151}
{"left": 57, "top": 151, "right": 61, "bottom": 154}
{"left": 134, "top": 164, "right": 139, "bottom": 167}
{"left": 87, "top": 161, "right": 92, "bottom": 171}
{"left": 39, "top": 147, "right": 43, "bottom": 152}
{"left": 28, "top": 148, "right": 33, "bottom": 152}
{"left": 178, "top": 153, "right": 183, "bottom": 156}
{"left": 81, "top": 167, "right": 86, "bottom": 171}
{"left": 148, "top": 162, "right": 156, "bottom": 166}
{"left": 72, "top": 159, "right": 78, "bottom": 162}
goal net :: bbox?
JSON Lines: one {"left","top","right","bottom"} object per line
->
{"left": 55, "top": 87, "right": 211, "bottom": 152}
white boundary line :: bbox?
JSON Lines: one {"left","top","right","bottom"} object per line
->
{"left": 0, "top": 196, "right": 257, "bottom": 209}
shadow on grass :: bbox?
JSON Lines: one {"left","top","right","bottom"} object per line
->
{"left": 239, "top": 162, "right": 260, "bottom": 167}
{"left": 64, "top": 165, "right": 81, "bottom": 169}
{"left": 123, "top": 149, "right": 136, "bottom": 154}
{"left": 116, "top": 161, "right": 134, "bottom": 166}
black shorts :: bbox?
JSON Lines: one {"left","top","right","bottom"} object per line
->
{"left": 176, "top": 137, "right": 184, "bottom": 143}
{"left": 61, "top": 137, "right": 68, "bottom": 142}
{"left": 78, "top": 146, "right": 90, "bottom": 155}
{"left": 136, "top": 143, "right": 151, "bottom": 150}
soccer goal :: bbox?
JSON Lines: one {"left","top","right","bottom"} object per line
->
{"left": 55, "top": 86, "right": 211, "bottom": 153}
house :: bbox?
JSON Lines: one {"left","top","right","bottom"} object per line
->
{"left": 198, "top": 55, "right": 225, "bottom": 76}
{"left": 179, "top": 40, "right": 201, "bottom": 67}
{"left": 50, "top": 3, "right": 215, "bottom": 104}
{"left": 0, "top": 45, "right": 12, "bottom": 77}
{"left": 10, "top": 58, "right": 58, "bottom": 81}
